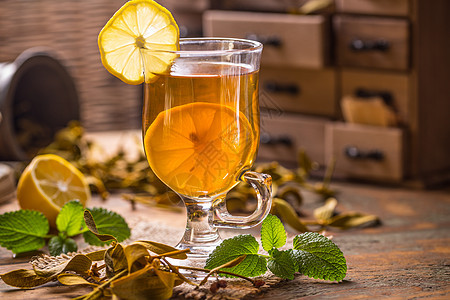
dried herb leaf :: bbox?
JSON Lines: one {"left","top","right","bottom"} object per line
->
{"left": 326, "top": 212, "right": 380, "bottom": 229}
{"left": 135, "top": 241, "right": 187, "bottom": 259}
{"left": 314, "top": 198, "right": 338, "bottom": 222}
{"left": 111, "top": 265, "right": 175, "bottom": 300}
{"left": 85, "top": 249, "right": 107, "bottom": 261}
{"left": 277, "top": 185, "right": 303, "bottom": 206}
{"left": 1, "top": 254, "right": 92, "bottom": 289}
{"left": 123, "top": 243, "right": 149, "bottom": 272}
{"left": 272, "top": 198, "right": 308, "bottom": 232}
{"left": 33, "top": 254, "right": 92, "bottom": 277}
{"left": 105, "top": 243, "right": 127, "bottom": 278}
{"left": 83, "top": 210, "right": 118, "bottom": 244}
{"left": 0, "top": 269, "right": 53, "bottom": 289}
{"left": 58, "top": 273, "right": 99, "bottom": 287}
{"left": 155, "top": 266, "right": 174, "bottom": 288}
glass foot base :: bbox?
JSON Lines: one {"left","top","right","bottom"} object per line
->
{"left": 175, "top": 239, "right": 222, "bottom": 259}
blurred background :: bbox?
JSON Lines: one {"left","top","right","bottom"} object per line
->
{"left": 0, "top": 0, "right": 449, "bottom": 187}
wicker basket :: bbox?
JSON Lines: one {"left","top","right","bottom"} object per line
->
{"left": 0, "top": 0, "right": 141, "bottom": 132}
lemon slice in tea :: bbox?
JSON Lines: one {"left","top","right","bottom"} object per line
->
{"left": 144, "top": 102, "right": 256, "bottom": 197}
{"left": 17, "top": 154, "right": 91, "bottom": 227}
{"left": 98, "top": 0, "right": 179, "bottom": 84}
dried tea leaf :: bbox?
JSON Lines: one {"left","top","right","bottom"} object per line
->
{"left": 272, "top": 198, "right": 308, "bottom": 232}
{"left": 83, "top": 208, "right": 130, "bottom": 246}
{"left": 105, "top": 243, "right": 127, "bottom": 278}
{"left": 72, "top": 288, "right": 105, "bottom": 300}
{"left": 297, "top": 149, "right": 316, "bottom": 176}
{"left": 155, "top": 268, "right": 174, "bottom": 288}
{"left": 85, "top": 249, "right": 107, "bottom": 261}
{"left": 123, "top": 243, "right": 149, "bottom": 272}
{"left": 33, "top": 254, "right": 92, "bottom": 277}
{"left": 1, "top": 254, "right": 92, "bottom": 289}
{"left": 277, "top": 185, "right": 303, "bottom": 206}
{"left": 58, "top": 273, "right": 99, "bottom": 287}
{"left": 326, "top": 212, "right": 380, "bottom": 229}
{"left": 255, "top": 162, "right": 295, "bottom": 184}
{"left": 314, "top": 198, "right": 338, "bottom": 221}
{"left": 83, "top": 210, "right": 117, "bottom": 244}
{"left": 0, "top": 269, "right": 52, "bottom": 289}
{"left": 111, "top": 265, "right": 175, "bottom": 300}
{"left": 135, "top": 241, "right": 187, "bottom": 259}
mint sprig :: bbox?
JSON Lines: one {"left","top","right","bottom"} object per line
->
{"left": 0, "top": 210, "right": 49, "bottom": 254}
{"left": 205, "top": 235, "right": 267, "bottom": 278}
{"left": 0, "top": 201, "right": 131, "bottom": 256}
{"left": 206, "top": 214, "right": 347, "bottom": 282}
{"left": 293, "top": 232, "right": 347, "bottom": 281}
{"left": 261, "top": 214, "right": 286, "bottom": 252}
{"left": 56, "top": 200, "right": 86, "bottom": 236}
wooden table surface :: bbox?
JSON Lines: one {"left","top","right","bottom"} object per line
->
{"left": 1, "top": 180, "right": 449, "bottom": 299}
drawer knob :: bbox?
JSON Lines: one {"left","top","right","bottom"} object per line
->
{"left": 264, "top": 81, "right": 300, "bottom": 95}
{"left": 261, "top": 132, "right": 293, "bottom": 146}
{"left": 345, "top": 146, "right": 384, "bottom": 161}
{"left": 350, "top": 39, "right": 390, "bottom": 52}
{"left": 246, "top": 33, "right": 282, "bottom": 47}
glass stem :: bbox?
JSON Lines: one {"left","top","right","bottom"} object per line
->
{"left": 176, "top": 197, "right": 222, "bottom": 258}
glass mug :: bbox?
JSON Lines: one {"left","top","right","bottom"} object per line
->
{"left": 142, "top": 38, "right": 272, "bottom": 259}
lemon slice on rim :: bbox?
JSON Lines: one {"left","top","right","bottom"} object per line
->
{"left": 17, "top": 154, "right": 91, "bottom": 227}
{"left": 98, "top": 0, "right": 179, "bottom": 84}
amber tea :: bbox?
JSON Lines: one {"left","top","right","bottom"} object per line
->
{"left": 143, "top": 62, "right": 260, "bottom": 198}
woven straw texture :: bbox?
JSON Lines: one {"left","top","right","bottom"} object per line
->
{"left": 0, "top": 0, "right": 141, "bottom": 131}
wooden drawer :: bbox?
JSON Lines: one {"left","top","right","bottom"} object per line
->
{"left": 203, "top": 10, "right": 329, "bottom": 69}
{"left": 260, "top": 67, "right": 337, "bottom": 117}
{"left": 258, "top": 114, "right": 327, "bottom": 165}
{"left": 335, "top": 0, "right": 410, "bottom": 17}
{"left": 334, "top": 16, "right": 410, "bottom": 71}
{"left": 340, "top": 69, "right": 410, "bottom": 124}
{"left": 326, "top": 123, "right": 404, "bottom": 182}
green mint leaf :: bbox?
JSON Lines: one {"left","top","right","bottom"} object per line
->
{"left": 261, "top": 214, "right": 286, "bottom": 252}
{"left": 205, "top": 234, "right": 267, "bottom": 278}
{"left": 293, "top": 232, "right": 347, "bottom": 281}
{"left": 48, "top": 236, "right": 78, "bottom": 256}
{"left": 0, "top": 210, "right": 49, "bottom": 254}
{"left": 83, "top": 207, "right": 130, "bottom": 246}
{"left": 56, "top": 200, "right": 85, "bottom": 236}
{"left": 267, "top": 248, "right": 296, "bottom": 280}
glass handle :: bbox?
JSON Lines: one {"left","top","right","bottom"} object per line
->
{"left": 212, "top": 171, "right": 272, "bottom": 229}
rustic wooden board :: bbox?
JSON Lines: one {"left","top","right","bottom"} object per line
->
{"left": 1, "top": 181, "right": 449, "bottom": 299}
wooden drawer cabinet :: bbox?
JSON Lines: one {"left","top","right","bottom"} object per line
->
{"left": 202, "top": 1, "right": 450, "bottom": 186}
{"left": 203, "top": 10, "right": 329, "bottom": 69}
{"left": 260, "top": 67, "right": 337, "bottom": 117}
{"left": 340, "top": 69, "right": 410, "bottom": 124}
{"left": 326, "top": 123, "right": 404, "bottom": 182}
{"left": 334, "top": 16, "right": 410, "bottom": 71}
{"left": 335, "top": 0, "right": 410, "bottom": 17}
{"left": 258, "top": 114, "right": 327, "bottom": 165}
